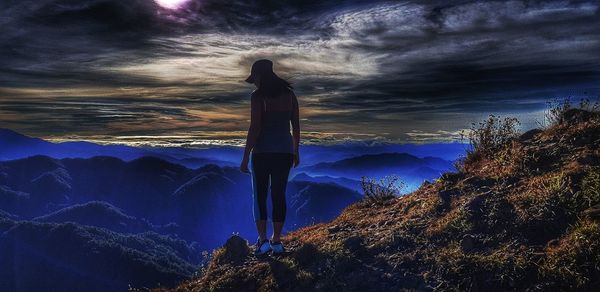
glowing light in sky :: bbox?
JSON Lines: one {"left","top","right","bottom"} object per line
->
{"left": 155, "top": 0, "right": 190, "bottom": 9}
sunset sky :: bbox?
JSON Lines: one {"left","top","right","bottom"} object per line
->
{"left": 0, "top": 0, "right": 599, "bottom": 147}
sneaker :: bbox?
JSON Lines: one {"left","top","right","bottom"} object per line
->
{"left": 254, "top": 238, "right": 271, "bottom": 256}
{"left": 270, "top": 240, "right": 285, "bottom": 254}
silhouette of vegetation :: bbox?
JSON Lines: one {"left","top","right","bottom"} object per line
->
{"left": 465, "top": 114, "right": 521, "bottom": 161}
{"left": 359, "top": 175, "right": 404, "bottom": 204}
{"left": 543, "top": 97, "right": 600, "bottom": 127}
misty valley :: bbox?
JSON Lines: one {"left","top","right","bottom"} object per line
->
{"left": 0, "top": 128, "right": 459, "bottom": 291}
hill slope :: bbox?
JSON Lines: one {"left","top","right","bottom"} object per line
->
{"left": 0, "top": 220, "right": 202, "bottom": 292}
{"left": 32, "top": 201, "right": 157, "bottom": 234}
{"left": 169, "top": 109, "right": 600, "bottom": 291}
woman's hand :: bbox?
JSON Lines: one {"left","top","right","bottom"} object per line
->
{"left": 293, "top": 152, "right": 300, "bottom": 168}
{"left": 240, "top": 157, "right": 250, "bottom": 173}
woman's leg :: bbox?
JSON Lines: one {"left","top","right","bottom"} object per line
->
{"left": 269, "top": 153, "right": 294, "bottom": 242}
{"left": 250, "top": 153, "right": 270, "bottom": 241}
{"left": 272, "top": 222, "right": 284, "bottom": 242}
{"left": 255, "top": 220, "right": 267, "bottom": 242}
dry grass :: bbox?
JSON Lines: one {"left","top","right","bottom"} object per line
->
{"left": 163, "top": 108, "right": 600, "bottom": 292}
{"left": 541, "top": 220, "right": 600, "bottom": 290}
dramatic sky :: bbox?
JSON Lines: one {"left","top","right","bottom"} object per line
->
{"left": 0, "top": 0, "right": 599, "bottom": 146}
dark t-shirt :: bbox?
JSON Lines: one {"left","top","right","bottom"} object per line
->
{"left": 252, "top": 91, "right": 295, "bottom": 154}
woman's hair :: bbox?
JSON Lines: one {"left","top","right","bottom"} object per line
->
{"left": 256, "top": 72, "right": 293, "bottom": 98}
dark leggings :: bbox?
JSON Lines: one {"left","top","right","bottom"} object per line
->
{"left": 250, "top": 152, "right": 294, "bottom": 222}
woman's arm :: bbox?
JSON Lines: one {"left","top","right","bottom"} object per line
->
{"left": 240, "top": 94, "right": 262, "bottom": 172}
{"left": 291, "top": 91, "right": 300, "bottom": 167}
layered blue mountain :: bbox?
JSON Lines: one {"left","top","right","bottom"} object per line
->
{"left": 299, "top": 141, "right": 467, "bottom": 163}
{"left": 0, "top": 209, "right": 18, "bottom": 220}
{"left": 298, "top": 153, "right": 455, "bottom": 191}
{"left": 0, "top": 128, "right": 235, "bottom": 168}
{"left": 0, "top": 128, "right": 461, "bottom": 290}
{"left": 286, "top": 181, "right": 363, "bottom": 227}
{"left": 0, "top": 154, "right": 363, "bottom": 246}
{"left": 291, "top": 172, "right": 362, "bottom": 193}
{"left": 1, "top": 128, "right": 465, "bottom": 167}
{"left": 0, "top": 154, "right": 365, "bottom": 290}
{"left": 32, "top": 201, "right": 172, "bottom": 234}
{"left": 0, "top": 219, "right": 202, "bottom": 292}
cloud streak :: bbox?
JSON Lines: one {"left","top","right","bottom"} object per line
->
{"left": 0, "top": 0, "right": 599, "bottom": 144}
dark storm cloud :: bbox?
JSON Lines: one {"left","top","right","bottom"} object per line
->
{"left": 1, "top": 0, "right": 599, "bottom": 143}
{"left": 0, "top": 0, "right": 186, "bottom": 88}
{"left": 307, "top": 1, "right": 600, "bottom": 102}
{"left": 290, "top": 0, "right": 600, "bottom": 138}
{"left": 0, "top": 96, "right": 181, "bottom": 134}
{"left": 0, "top": 0, "right": 346, "bottom": 88}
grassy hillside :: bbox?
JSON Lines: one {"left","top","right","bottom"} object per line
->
{"left": 159, "top": 108, "right": 600, "bottom": 292}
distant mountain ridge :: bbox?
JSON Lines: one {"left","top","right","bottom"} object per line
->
{"left": 0, "top": 153, "right": 363, "bottom": 291}
{"left": 0, "top": 128, "right": 234, "bottom": 168}
{"left": 0, "top": 128, "right": 466, "bottom": 166}
{"left": 299, "top": 152, "right": 455, "bottom": 191}
{"left": 0, "top": 128, "right": 465, "bottom": 291}
{"left": 291, "top": 173, "right": 362, "bottom": 192}
{"left": 32, "top": 201, "right": 161, "bottom": 234}
{"left": 0, "top": 153, "right": 363, "bottom": 246}
{"left": 305, "top": 152, "right": 452, "bottom": 170}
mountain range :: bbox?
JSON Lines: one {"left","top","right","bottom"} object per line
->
{"left": 0, "top": 127, "right": 459, "bottom": 291}
{"left": 0, "top": 128, "right": 465, "bottom": 166}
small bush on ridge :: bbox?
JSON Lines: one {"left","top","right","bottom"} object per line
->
{"left": 360, "top": 175, "right": 405, "bottom": 204}
{"left": 465, "top": 114, "right": 521, "bottom": 160}
{"left": 543, "top": 97, "right": 600, "bottom": 127}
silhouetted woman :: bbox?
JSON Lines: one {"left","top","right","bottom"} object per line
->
{"left": 240, "top": 59, "right": 300, "bottom": 255}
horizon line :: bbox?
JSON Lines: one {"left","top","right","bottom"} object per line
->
{"left": 1, "top": 127, "right": 468, "bottom": 148}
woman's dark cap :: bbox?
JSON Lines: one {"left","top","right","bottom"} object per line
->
{"left": 245, "top": 59, "right": 274, "bottom": 83}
